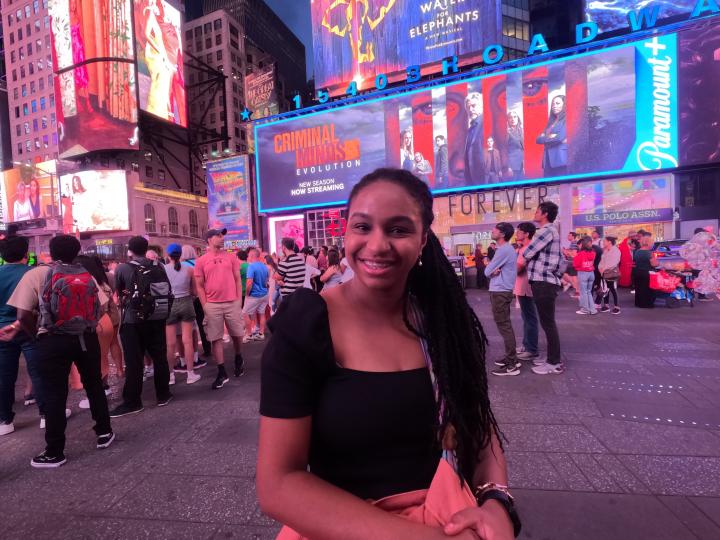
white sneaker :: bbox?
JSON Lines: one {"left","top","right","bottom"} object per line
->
{"left": 253, "top": 333, "right": 265, "bottom": 341}
{"left": 222, "top": 334, "right": 230, "bottom": 343}
{"left": 39, "top": 409, "right": 71, "bottom": 429}
{"left": 186, "top": 371, "right": 201, "bottom": 384}
{"left": 532, "top": 362, "right": 565, "bottom": 375}
{"left": 242, "top": 334, "right": 252, "bottom": 344}
{"left": 533, "top": 356, "right": 547, "bottom": 366}
{"left": 143, "top": 366, "right": 154, "bottom": 378}
{"left": 169, "top": 372, "right": 176, "bottom": 385}
{"left": 0, "top": 421, "right": 15, "bottom": 436}
{"left": 79, "top": 398, "right": 90, "bottom": 410}
{"left": 576, "top": 309, "right": 589, "bottom": 315}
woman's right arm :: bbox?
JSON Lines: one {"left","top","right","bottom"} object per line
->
{"left": 257, "top": 416, "right": 473, "bottom": 540}
{"left": 320, "top": 266, "right": 336, "bottom": 283}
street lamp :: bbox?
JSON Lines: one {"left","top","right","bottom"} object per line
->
{"left": 12, "top": 161, "right": 58, "bottom": 218}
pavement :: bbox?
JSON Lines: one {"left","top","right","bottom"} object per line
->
{"left": 1, "top": 289, "right": 719, "bottom": 540}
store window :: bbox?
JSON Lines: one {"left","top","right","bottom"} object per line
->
{"left": 189, "top": 210, "right": 199, "bottom": 237}
{"left": 168, "top": 207, "right": 179, "bottom": 234}
{"left": 144, "top": 204, "right": 156, "bottom": 233}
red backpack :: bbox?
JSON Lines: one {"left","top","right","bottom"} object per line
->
{"left": 40, "top": 263, "right": 101, "bottom": 335}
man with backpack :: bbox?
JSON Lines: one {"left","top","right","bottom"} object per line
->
{"left": 7, "top": 235, "right": 114, "bottom": 467}
{"left": 110, "top": 236, "right": 173, "bottom": 417}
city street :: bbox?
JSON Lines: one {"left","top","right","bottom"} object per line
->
{"left": 1, "top": 289, "right": 719, "bottom": 540}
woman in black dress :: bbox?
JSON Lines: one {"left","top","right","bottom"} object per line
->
{"left": 257, "top": 168, "right": 516, "bottom": 539}
{"left": 633, "top": 234, "right": 658, "bottom": 308}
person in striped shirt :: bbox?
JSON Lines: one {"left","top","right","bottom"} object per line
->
{"left": 276, "top": 238, "right": 306, "bottom": 298}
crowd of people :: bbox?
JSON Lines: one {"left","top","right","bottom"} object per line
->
{"left": 0, "top": 226, "right": 354, "bottom": 468}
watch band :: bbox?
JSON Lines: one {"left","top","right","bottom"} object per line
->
{"left": 477, "top": 489, "right": 522, "bottom": 538}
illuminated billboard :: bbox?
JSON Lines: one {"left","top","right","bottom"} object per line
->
{"left": 50, "top": 0, "right": 138, "bottom": 157}
{"left": 585, "top": 1, "right": 697, "bottom": 33}
{"left": 0, "top": 161, "right": 58, "bottom": 223}
{"left": 312, "top": 0, "right": 502, "bottom": 94}
{"left": 206, "top": 156, "right": 254, "bottom": 248}
{"left": 256, "top": 32, "right": 679, "bottom": 213}
{"left": 678, "top": 16, "right": 720, "bottom": 167}
{"left": 246, "top": 65, "right": 280, "bottom": 120}
{"left": 268, "top": 215, "right": 305, "bottom": 256}
{"left": 134, "top": 0, "right": 187, "bottom": 127}
{"left": 59, "top": 170, "right": 130, "bottom": 232}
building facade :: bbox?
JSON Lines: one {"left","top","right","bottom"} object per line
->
{"left": 0, "top": 0, "right": 58, "bottom": 164}
{"left": 202, "top": 0, "right": 307, "bottom": 96}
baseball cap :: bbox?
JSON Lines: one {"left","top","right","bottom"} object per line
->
{"left": 167, "top": 243, "right": 182, "bottom": 256}
{"left": 205, "top": 228, "right": 227, "bottom": 240}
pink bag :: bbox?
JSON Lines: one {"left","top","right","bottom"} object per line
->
{"left": 276, "top": 458, "right": 476, "bottom": 539}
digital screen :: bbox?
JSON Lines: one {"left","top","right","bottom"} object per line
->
{"left": 206, "top": 156, "right": 254, "bottom": 248}
{"left": 246, "top": 65, "right": 280, "bottom": 120}
{"left": 571, "top": 175, "right": 674, "bottom": 227}
{"left": 585, "top": 1, "right": 697, "bottom": 33}
{"left": 678, "top": 16, "right": 720, "bottom": 167}
{"left": 0, "top": 160, "right": 58, "bottom": 223}
{"left": 312, "top": 0, "right": 501, "bottom": 94}
{"left": 268, "top": 215, "right": 305, "bottom": 256}
{"left": 50, "top": 0, "right": 138, "bottom": 157}
{"left": 134, "top": 0, "right": 187, "bottom": 127}
{"left": 59, "top": 170, "right": 130, "bottom": 232}
{"left": 256, "top": 32, "right": 679, "bottom": 213}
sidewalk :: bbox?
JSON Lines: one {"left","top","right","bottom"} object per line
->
{"left": 1, "top": 290, "right": 719, "bottom": 539}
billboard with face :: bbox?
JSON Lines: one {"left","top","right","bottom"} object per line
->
{"left": 134, "top": 0, "right": 187, "bottom": 126}
{"left": 312, "top": 0, "right": 502, "bottom": 94}
{"left": 0, "top": 161, "right": 58, "bottom": 223}
{"left": 59, "top": 170, "right": 130, "bottom": 232}
{"left": 206, "top": 156, "right": 254, "bottom": 248}
{"left": 256, "top": 32, "right": 679, "bottom": 213}
{"left": 50, "top": 0, "right": 138, "bottom": 157}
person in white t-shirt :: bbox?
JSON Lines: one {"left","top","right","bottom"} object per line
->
{"left": 13, "top": 182, "right": 35, "bottom": 221}
{"left": 339, "top": 248, "right": 355, "bottom": 283}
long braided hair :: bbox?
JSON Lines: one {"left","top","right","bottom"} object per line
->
{"left": 347, "top": 168, "right": 501, "bottom": 485}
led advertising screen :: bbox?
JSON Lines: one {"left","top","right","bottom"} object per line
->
{"left": 134, "top": 0, "right": 187, "bottom": 127}
{"left": 256, "top": 32, "right": 679, "bottom": 213}
{"left": 50, "top": 0, "right": 138, "bottom": 157}
{"left": 312, "top": 0, "right": 502, "bottom": 94}
{"left": 585, "top": 1, "right": 697, "bottom": 33}
{"left": 268, "top": 215, "right": 305, "bottom": 256}
{"left": 246, "top": 65, "right": 280, "bottom": 120}
{"left": 0, "top": 161, "right": 58, "bottom": 223}
{"left": 206, "top": 156, "right": 254, "bottom": 248}
{"left": 678, "top": 16, "right": 720, "bottom": 167}
{"left": 59, "top": 170, "right": 130, "bottom": 232}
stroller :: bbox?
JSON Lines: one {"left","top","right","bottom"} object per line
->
{"left": 649, "top": 269, "right": 695, "bottom": 308}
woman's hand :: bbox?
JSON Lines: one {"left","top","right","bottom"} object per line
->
{"left": 444, "top": 500, "right": 514, "bottom": 540}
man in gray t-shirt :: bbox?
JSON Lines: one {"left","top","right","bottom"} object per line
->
{"left": 485, "top": 222, "right": 519, "bottom": 376}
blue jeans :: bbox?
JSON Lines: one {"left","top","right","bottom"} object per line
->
{"left": 518, "top": 295, "right": 539, "bottom": 355}
{"left": 0, "top": 335, "right": 45, "bottom": 423}
{"left": 578, "top": 271, "right": 596, "bottom": 314}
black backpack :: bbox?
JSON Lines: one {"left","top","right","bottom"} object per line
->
{"left": 125, "top": 261, "right": 174, "bottom": 321}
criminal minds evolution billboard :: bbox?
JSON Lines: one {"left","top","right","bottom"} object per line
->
{"left": 311, "top": 0, "right": 501, "bottom": 94}
{"left": 255, "top": 31, "right": 679, "bottom": 213}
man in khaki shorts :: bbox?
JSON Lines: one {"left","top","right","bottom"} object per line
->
{"left": 194, "top": 229, "right": 245, "bottom": 389}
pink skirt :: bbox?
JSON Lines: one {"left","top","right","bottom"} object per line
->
{"left": 276, "top": 458, "right": 476, "bottom": 539}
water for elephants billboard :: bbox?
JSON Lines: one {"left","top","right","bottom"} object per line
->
{"left": 256, "top": 32, "right": 679, "bottom": 213}
{"left": 311, "top": 0, "right": 502, "bottom": 94}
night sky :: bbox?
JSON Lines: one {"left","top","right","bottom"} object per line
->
{"left": 264, "top": 0, "right": 313, "bottom": 81}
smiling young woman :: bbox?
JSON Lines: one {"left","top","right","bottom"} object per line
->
{"left": 257, "top": 168, "right": 518, "bottom": 540}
